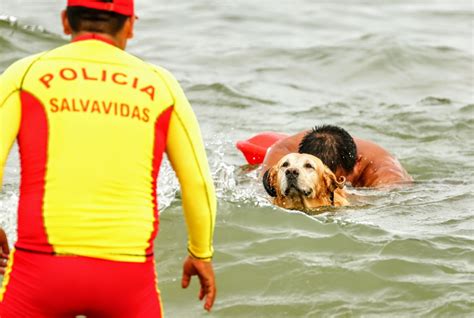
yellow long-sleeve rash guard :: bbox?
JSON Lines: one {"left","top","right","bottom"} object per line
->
{"left": 0, "top": 35, "right": 216, "bottom": 262}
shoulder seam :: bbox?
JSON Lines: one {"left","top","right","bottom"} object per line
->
{"left": 148, "top": 66, "right": 176, "bottom": 106}
{"left": 0, "top": 89, "right": 20, "bottom": 109}
{"left": 0, "top": 52, "right": 49, "bottom": 109}
{"left": 19, "top": 51, "right": 52, "bottom": 90}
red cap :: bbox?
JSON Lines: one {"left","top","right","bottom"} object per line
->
{"left": 67, "top": 0, "right": 135, "bottom": 17}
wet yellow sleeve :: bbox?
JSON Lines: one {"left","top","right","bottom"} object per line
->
{"left": 0, "top": 55, "right": 40, "bottom": 188}
{"left": 157, "top": 67, "right": 216, "bottom": 260}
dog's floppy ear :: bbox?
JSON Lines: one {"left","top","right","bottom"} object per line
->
{"left": 337, "top": 176, "right": 346, "bottom": 187}
{"left": 323, "top": 167, "right": 346, "bottom": 193}
{"left": 263, "top": 168, "right": 277, "bottom": 197}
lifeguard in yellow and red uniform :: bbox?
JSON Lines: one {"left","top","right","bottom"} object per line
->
{"left": 0, "top": 1, "right": 217, "bottom": 316}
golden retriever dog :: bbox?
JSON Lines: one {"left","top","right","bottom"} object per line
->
{"left": 262, "top": 153, "right": 348, "bottom": 212}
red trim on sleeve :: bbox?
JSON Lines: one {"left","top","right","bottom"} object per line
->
{"left": 146, "top": 106, "right": 174, "bottom": 255}
{"left": 15, "top": 91, "right": 54, "bottom": 254}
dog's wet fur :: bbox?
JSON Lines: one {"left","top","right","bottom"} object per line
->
{"left": 263, "top": 153, "right": 348, "bottom": 212}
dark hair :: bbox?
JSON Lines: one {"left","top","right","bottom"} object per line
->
{"left": 66, "top": 5, "right": 128, "bottom": 36}
{"left": 298, "top": 125, "right": 357, "bottom": 172}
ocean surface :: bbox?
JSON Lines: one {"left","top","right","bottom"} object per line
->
{"left": 1, "top": 0, "right": 473, "bottom": 317}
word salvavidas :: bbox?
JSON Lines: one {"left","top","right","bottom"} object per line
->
{"left": 50, "top": 97, "right": 150, "bottom": 123}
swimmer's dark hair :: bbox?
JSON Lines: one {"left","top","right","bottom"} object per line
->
{"left": 298, "top": 125, "right": 357, "bottom": 173}
{"left": 66, "top": 2, "right": 128, "bottom": 36}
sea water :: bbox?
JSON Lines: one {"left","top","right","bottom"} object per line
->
{"left": 1, "top": 1, "right": 473, "bottom": 317}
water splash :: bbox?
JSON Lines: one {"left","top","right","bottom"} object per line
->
{"left": 0, "top": 15, "right": 18, "bottom": 25}
{"left": 0, "top": 186, "right": 18, "bottom": 248}
{"left": 208, "top": 136, "right": 271, "bottom": 208}
{"left": 0, "top": 14, "right": 56, "bottom": 36}
{"left": 157, "top": 157, "right": 179, "bottom": 212}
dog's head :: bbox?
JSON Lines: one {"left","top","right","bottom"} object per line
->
{"left": 263, "top": 153, "right": 346, "bottom": 208}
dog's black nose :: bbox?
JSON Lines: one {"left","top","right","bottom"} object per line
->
{"left": 285, "top": 168, "right": 299, "bottom": 177}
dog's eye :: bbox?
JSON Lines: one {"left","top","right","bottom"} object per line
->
{"left": 304, "top": 163, "right": 314, "bottom": 169}
{"left": 282, "top": 161, "right": 289, "bottom": 168}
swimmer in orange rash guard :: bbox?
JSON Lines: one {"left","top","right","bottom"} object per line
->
{"left": 262, "top": 125, "right": 413, "bottom": 188}
{"left": 0, "top": 0, "right": 217, "bottom": 316}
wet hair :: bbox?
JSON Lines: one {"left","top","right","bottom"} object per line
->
{"left": 66, "top": 3, "right": 128, "bottom": 36}
{"left": 298, "top": 125, "right": 357, "bottom": 173}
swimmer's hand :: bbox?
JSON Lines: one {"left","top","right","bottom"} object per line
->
{"left": 0, "top": 228, "right": 10, "bottom": 275}
{"left": 181, "top": 255, "right": 216, "bottom": 312}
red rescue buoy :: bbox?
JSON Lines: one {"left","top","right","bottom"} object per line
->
{"left": 236, "top": 132, "right": 288, "bottom": 165}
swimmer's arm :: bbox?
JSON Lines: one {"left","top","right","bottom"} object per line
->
{"left": 353, "top": 139, "right": 413, "bottom": 188}
{"left": 366, "top": 166, "right": 414, "bottom": 188}
{"left": 261, "top": 131, "right": 307, "bottom": 176}
{"left": 162, "top": 71, "right": 216, "bottom": 261}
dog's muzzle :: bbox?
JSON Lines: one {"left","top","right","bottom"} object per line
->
{"left": 285, "top": 168, "right": 299, "bottom": 178}
{"left": 284, "top": 169, "right": 300, "bottom": 195}
{"left": 284, "top": 168, "right": 312, "bottom": 197}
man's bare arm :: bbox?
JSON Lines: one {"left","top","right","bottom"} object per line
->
{"left": 351, "top": 138, "right": 413, "bottom": 188}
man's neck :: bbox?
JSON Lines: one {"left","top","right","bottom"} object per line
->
{"left": 336, "top": 155, "right": 367, "bottom": 187}
{"left": 71, "top": 32, "right": 125, "bottom": 49}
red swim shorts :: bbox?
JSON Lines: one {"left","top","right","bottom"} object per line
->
{"left": 0, "top": 249, "right": 163, "bottom": 317}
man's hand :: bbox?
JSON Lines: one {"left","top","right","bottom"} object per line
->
{"left": 181, "top": 255, "right": 216, "bottom": 312}
{"left": 0, "top": 228, "right": 10, "bottom": 275}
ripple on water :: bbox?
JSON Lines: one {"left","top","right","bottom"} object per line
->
{"left": 0, "top": 15, "right": 65, "bottom": 67}
{"left": 0, "top": 4, "right": 473, "bottom": 316}
{"left": 0, "top": 186, "right": 18, "bottom": 246}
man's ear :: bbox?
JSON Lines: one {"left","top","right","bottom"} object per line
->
{"left": 263, "top": 169, "right": 277, "bottom": 197}
{"left": 124, "top": 16, "right": 135, "bottom": 39}
{"left": 61, "top": 10, "right": 72, "bottom": 35}
{"left": 348, "top": 154, "right": 362, "bottom": 177}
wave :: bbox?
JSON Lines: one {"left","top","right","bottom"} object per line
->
{"left": 188, "top": 82, "right": 276, "bottom": 108}
{"left": 0, "top": 15, "right": 65, "bottom": 68}
{"left": 289, "top": 95, "right": 473, "bottom": 154}
{"left": 208, "top": 197, "right": 474, "bottom": 317}
{"left": 238, "top": 33, "right": 473, "bottom": 94}
{"left": 0, "top": 15, "right": 61, "bottom": 40}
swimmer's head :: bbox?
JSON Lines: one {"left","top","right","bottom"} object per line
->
{"left": 298, "top": 124, "right": 357, "bottom": 174}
